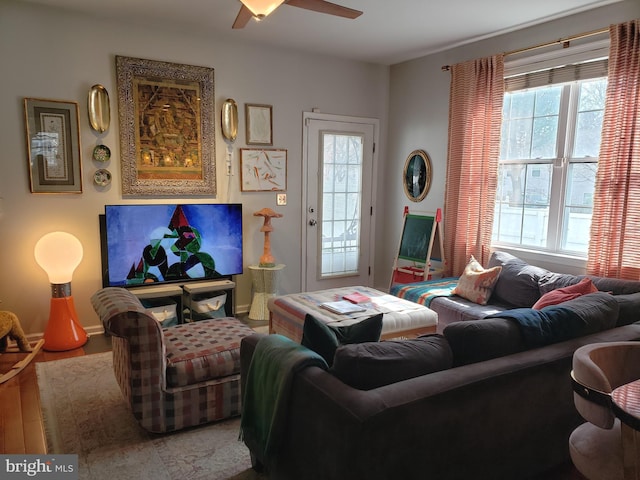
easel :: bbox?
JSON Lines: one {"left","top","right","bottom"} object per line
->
{"left": 389, "top": 207, "right": 445, "bottom": 289}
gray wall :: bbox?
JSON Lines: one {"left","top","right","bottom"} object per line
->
{"left": 382, "top": 0, "right": 640, "bottom": 283}
{"left": 0, "top": 1, "right": 389, "bottom": 335}
{"left": 3, "top": 0, "right": 638, "bottom": 337}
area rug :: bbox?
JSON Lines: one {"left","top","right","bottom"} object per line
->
{"left": 36, "top": 352, "right": 265, "bottom": 480}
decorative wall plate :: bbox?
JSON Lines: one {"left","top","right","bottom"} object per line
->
{"left": 93, "top": 144, "right": 111, "bottom": 162}
{"left": 94, "top": 168, "right": 112, "bottom": 186}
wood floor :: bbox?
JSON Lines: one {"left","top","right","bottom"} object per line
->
{"left": 0, "top": 334, "right": 109, "bottom": 454}
{"left": 0, "top": 334, "right": 586, "bottom": 479}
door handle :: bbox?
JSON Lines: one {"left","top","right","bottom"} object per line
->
{"left": 309, "top": 219, "right": 317, "bottom": 226}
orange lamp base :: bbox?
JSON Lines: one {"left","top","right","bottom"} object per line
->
{"left": 43, "top": 296, "right": 88, "bottom": 351}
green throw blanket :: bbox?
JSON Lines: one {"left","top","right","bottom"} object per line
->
{"left": 240, "top": 334, "right": 328, "bottom": 465}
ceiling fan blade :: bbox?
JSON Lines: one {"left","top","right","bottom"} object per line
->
{"left": 232, "top": 5, "right": 253, "bottom": 29}
{"left": 285, "top": 0, "right": 362, "bottom": 19}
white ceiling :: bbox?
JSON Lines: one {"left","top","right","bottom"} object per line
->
{"left": 16, "top": 0, "right": 622, "bottom": 65}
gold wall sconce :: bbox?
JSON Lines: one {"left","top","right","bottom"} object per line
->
{"left": 87, "top": 84, "right": 110, "bottom": 133}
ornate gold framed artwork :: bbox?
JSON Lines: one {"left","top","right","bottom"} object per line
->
{"left": 24, "top": 98, "right": 82, "bottom": 194}
{"left": 245, "top": 104, "right": 273, "bottom": 145}
{"left": 240, "top": 148, "right": 287, "bottom": 191}
{"left": 116, "top": 56, "right": 216, "bottom": 196}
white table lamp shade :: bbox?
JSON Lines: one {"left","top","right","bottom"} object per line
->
{"left": 34, "top": 231, "right": 83, "bottom": 284}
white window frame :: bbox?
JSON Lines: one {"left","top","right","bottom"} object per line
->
{"left": 492, "top": 37, "right": 610, "bottom": 268}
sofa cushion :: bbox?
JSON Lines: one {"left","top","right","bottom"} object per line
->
{"left": 301, "top": 313, "right": 383, "bottom": 366}
{"left": 488, "top": 251, "right": 550, "bottom": 307}
{"left": 589, "top": 277, "right": 640, "bottom": 295}
{"left": 490, "top": 292, "right": 619, "bottom": 348}
{"left": 539, "top": 273, "right": 640, "bottom": 296}
{"left": 443, "top": 317, "right": 526, "bottom": 366}
{"left": 164, "top": 317, "right": 256, "bottom": 387}
{"left": 331, "top": 335, "right": 453, "bottom": 390}
{"left": 614, "top": 292, "right": 640, "bottom": 326}
{"left": 533, "top": 277, "right": 598, "bottom": 310}
{"left": 452, "top": 255, "right": 502, "bottom": 305}
{"left": 538, "top": 272, "right": 583, "bottom": 294}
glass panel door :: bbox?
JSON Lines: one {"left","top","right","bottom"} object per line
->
{"left": 303, "top": 115, "right": 376, "bottom": 291}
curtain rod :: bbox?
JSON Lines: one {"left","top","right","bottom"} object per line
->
{"left": 441, "top": 26, "right": 609, "bottom": 71}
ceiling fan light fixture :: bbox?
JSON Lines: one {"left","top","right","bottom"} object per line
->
{"left": 240, "top": 0, "right": 286, "bottom": 18}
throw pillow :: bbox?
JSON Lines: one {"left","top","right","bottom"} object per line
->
{"left": 532, "top": 277, "right": 598, "bottom": 310}
{"left": 331, "top": 335, "right": 453, "bottom": 390}
{"left": 538, "top": 272, "right": 584, "bottom": 294}
{"left": 613, "top": 291, "right": 640, "bottom": 326}
{"left": 487, "top": 251, "right": 550, "bottom": 307}
{"left": 452, "top": 255, "right": 502, "bottom": 305}
{"left": 301, "top": 313, "right": 383, "bottom": 366}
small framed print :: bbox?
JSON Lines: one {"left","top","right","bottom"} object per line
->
{"left": 245, "top": 103, "right": 273, "bottom": 145}
{"left": 240, "top": 148, "right": 286, "bottom": 191}
{"left": 24, "top": 98, "right": 82, "bottom": 194}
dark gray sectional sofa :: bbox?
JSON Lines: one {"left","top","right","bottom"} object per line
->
{"left": 240, "top": 252, "right": 640, "bottom": 479}
{"left": 241, "top": 323, "right": 640, "bottom": 479}
{"left": 429, "top": 251, "right": 640, "bottom": 331}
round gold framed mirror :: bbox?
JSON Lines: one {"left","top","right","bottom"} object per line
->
{"left": 403, "top": 149, "right": 432, "bottom": 202}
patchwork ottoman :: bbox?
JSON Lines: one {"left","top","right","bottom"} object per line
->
{"left": 268, "top": 286, "right": 438, "bottom": 342}
{"left": 91, "top": 287, "right": 255, "bottom": 433}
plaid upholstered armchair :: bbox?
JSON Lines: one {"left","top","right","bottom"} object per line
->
{"left": 91, "top": 287, "right": 255, "bottom": 433}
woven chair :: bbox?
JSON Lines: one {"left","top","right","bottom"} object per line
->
{"left": 91, "top": 287, "right": 255, "bottom": 433}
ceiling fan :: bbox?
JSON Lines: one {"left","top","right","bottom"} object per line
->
{"left": 232, "top": 0, "right": 362, "bottom": 29}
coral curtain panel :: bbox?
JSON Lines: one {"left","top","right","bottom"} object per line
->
{"left": 587, "top": 20, "right": 640, "bottom": 279}
{"left": 444, "top": 55, "right": 504, "bottom": 276}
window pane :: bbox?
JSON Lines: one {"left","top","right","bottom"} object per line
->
{"left": 578, "top": 79, "right": 607, "bottom": 111}
{"left": 562, "top": 206, "right": 592, "bottom": 253}
{"left": 320, "top": 133, "right": 363, "bottom": 277}
{"left": 561, "top": 162, "right": 596, "bottom": 253}
{"left": 492, "top": 163, "right": 550, "bottom": 247}
{"left": 524, "top": 164, "right": 551, "bottom": 207}
{"left": 531, "top": 116, "right": 558, "bottom": 159}
{"left": 534, "top": 87, "right": 561, "bottom": 116}
{"left": 510, "top": 90, "right": 535, "bottom": 118}
{"left": 565, "top": 162, "right": 596, "bottom": 208}
{"left": 574, "top": 79, "right": 606, "bottom": 158}
{"left": 574, "top": 111, "right": 604, "bottom": 158}
{"left": 506, "top": 119, "right": 533, "bottom": 159}
{"left": 500, "top": 88, "right": 560, "bottom": 160}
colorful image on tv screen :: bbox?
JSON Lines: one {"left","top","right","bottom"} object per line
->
{"left": 104, "top": 203, "right": 243, "bottom": 286}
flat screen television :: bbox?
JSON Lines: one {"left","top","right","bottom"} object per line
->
{"left": 100, "top": 203, "right": 243, "bottom": 288}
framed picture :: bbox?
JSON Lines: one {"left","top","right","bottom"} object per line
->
{"left": 245, "top": 104, "right": 273, "bottom": 145}
{"left": 240, "top": 148, "right": 287, "bottom": 191}
{"left": 24, "top": 98, "right": 82, "bottom": 194}
{"left": 116, "top": 56, "right": 216, "bottom": 197}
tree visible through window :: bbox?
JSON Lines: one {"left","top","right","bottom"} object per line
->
{"left": 492, "top": 77, "right": 607, "bottom": 255}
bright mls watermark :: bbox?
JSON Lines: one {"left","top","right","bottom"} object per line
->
{"left": 1, "top": 455, "right": 78, "bottom": 479}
